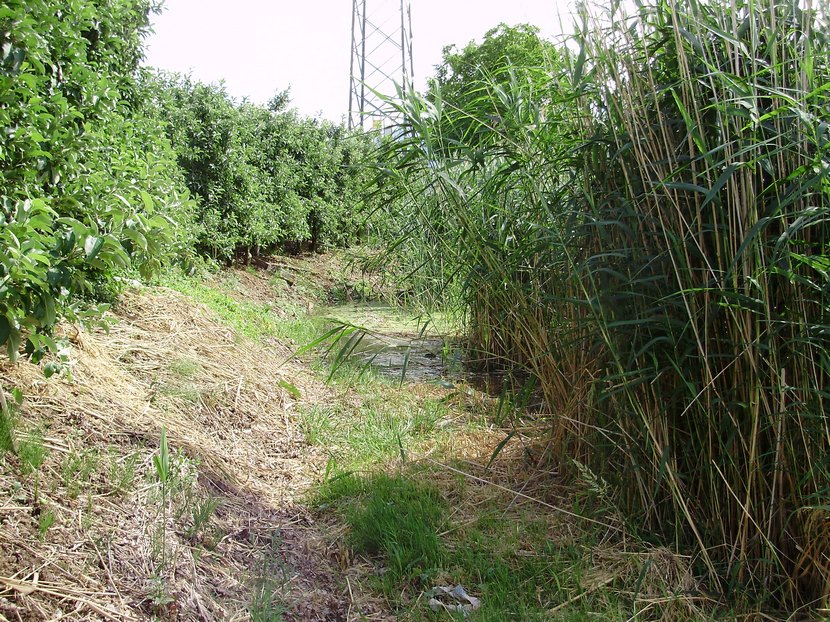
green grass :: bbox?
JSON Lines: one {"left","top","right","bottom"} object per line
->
{"left": 315, "top": 472, "right": 445, "bottom": 597}
{"left": 299, "top": 401, "right": 437, "bottom": 468}
{"left": 169, "top": 357, "right": 201, "bottom": 379}
{"left": 297, "top": 372, "right": 452, "bottom": 470}
{"left": 62, "top": 447, "right": 100, "bottom": 499}
{"left": 160, "top": 269, "right": 325, "bottom": 346}
{"left": 315, "top": 467, "right": 639, "bottom": 621}
{"left": 249, "top": 532, "right": 288, "bottom": 622}
{"left": 160, "top": 358, "right": 204, "bottom": 404}
{"left": 0, "top": 405, "right": 15, "bottom": 456}
{"left": 17, "top": 429, "right": 47, "bottom": 475}
{"left": 344, "top": 474, "right": 444, "bottom": 585}
{"left": 157, "top": 381, "right": 201, "bottom": 404}
{"left": 302, "top": 364, "right": 633, "bottom": 620}
{"left": 37, "top": 509, "right": 56, "bottom": 540}
{"left": 107, "top": 448, "right": 140, "bottom": 495}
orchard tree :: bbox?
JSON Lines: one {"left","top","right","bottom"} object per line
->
{"left": 0, "top": 0, "right": 191, "bottom": 364}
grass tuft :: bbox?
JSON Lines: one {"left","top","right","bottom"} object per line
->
{"left": 345, "top": 474, "right": 445, "bottom": 581}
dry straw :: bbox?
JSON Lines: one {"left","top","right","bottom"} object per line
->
{"left": 0, "top": 286, "right": 348, "bottom": 620}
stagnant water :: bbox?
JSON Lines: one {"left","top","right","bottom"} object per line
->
{"left": 319, "top": 302, "right": 462, "bottom": 382}
{"left": 343, "top": 331, "right": 462, "bottom": 382}
{"left": 319, "top": 303, "right": 523, "bottom": 396}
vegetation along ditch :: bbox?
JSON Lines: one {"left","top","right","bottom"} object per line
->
{"left": 1, "top": 0, "right": 829, "bottom": 620}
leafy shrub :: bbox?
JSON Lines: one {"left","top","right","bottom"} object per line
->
{"left": 0, "top": 0, "right": 194, "bottom": 363}
{"left": 144, "top": 72, "right": 378, "bottom": 259}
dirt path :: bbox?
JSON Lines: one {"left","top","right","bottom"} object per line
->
{"left": 0, "top": 277, "right": 383, "bottom": 621}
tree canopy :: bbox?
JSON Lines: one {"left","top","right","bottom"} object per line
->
{"left": 427, "top": 23, "right": 558, "bottom": 145}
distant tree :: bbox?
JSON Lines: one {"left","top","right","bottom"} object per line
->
{"left": 144, "top": 72, "right": 378, "bottom": 259}
{"left": 427, "top": 23, "right": 558, "bottom": 145}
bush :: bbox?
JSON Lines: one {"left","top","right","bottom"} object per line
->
{"left": 0, "top": 0, "right": 193, "bottom": 363}
{"left": 145, "top": 73, "right": 379, "bottom": 260}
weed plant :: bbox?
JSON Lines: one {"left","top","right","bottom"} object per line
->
{"left": 17, "top": 430, "right": 46, "bottom": 475}
{"left": 0, "top": 389, "right": 18, "bottom": 456}
{"left": 37, "top": 510, "right": 55, "bottom": 540}
{"left": 249, "top": 532, "right": 288, "bottom": 622}
{"left": 62, "top": 448, "right": 100, "bottom": 499}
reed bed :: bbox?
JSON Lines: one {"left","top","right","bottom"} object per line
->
{"left": 378, "top": 0, "right": 830, "bottom": 610}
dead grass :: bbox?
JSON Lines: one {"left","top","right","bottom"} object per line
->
{"left": 0, "top": 258, "right": 723, "bottom": 621}
{"left": 0, "top": 285, "right": 355, "bottom": 621}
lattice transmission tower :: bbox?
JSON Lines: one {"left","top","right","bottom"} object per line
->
{"left": 348, "top": 0, "right": 414, "bottom": 130}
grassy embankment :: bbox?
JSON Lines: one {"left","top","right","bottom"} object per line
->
{"left": 0, "top": 252, "right": 734, "bottom": 621}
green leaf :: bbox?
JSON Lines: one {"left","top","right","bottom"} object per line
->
{"left": 84, "top": 235, "right": 104, "bottom": 259}
{"left": 154, "top": 427, "right": 170, "bottom": 483}
{"left": 6, "top": 327, "right": 20, "bottom": 362}
{"left": 277, "top": 380, "right": 301, "bottom": 399}
{"left": 486, "top": 430, "right": 517, "bottom": 470}
{"left": 140, "top": 190, "right": 155, "bottom": 213}
{"left": 43, "top": 361, "right": 62, "bottom": 378}
{"left": 701, "top": 164, "right": 739, "bottom": 209}
{"left": 121, "top": 227, "right": 148, "bottom": 252}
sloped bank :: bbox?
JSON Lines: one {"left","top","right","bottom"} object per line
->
{"left": 0, "top": 286, "right": 354, "bottom": 621}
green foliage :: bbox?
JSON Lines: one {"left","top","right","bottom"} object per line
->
{"left": 0, "top": 388, "right": 21, "bottom": 455}
{"left": 108, "top": 449, "right": 139, "bottom": 494}
{"left": 37, "top": 509, "right": 55, "bottom": 540}
{"left": 378, "top": 0, "right": 830, "bottom": 610}
{"left": 428, "top": 23, "right": 558, "bottom": 147}
{"left": 17, "top": 429, "right": 47, "bottom": 474}
{"left": 0, "top": 389, "right": 48, "bottom": 472}
{"left": 0, "top": 0, "right": 194, "bottom": 365}
{"left": 317, "top": 469, "right": 632, "bottom": 620}
{"left": 153, "top": 426, "right": 170, "bottom": 485}
{"left": 62, "top": 447, "right": 99, "bottom": 499}
{"left": 321, "top": 473, "right": 445, "bottom": 588}
{"left": 249, "top": 533, "right": 287, "bottom": 622}
{"left": 297, "top": 379, "right": 449, "bottom": 471}
{"left": 160, "top": 269, "right": 325, "bottom": 344}
{"left": 145, "top": 73, "right": 378, "bottom": 259}
{"left": 185, "top": 494, "right": 220, "bottom": 541}
{"left": 350, "top": 474, "right": 444, "bottom": 579}
{"left": 1, "top": 0, "right": 379, "bottom": 370}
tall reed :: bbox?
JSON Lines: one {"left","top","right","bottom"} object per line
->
{"left": 378, "top": 0, "right": 830, "bottom": 609}
{"left": 575, "top": 0, "right": 829, "bottom": 606}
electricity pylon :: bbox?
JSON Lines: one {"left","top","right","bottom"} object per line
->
{"left": 348, "top": 0, "right": 414, "bottom": 131}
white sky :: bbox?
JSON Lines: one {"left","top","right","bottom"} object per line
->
{"left": 142, "top": 1, "right": 576, "bottom": 123}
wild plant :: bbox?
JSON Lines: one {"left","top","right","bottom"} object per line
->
{"left": 151, "top": 427, "right": 173, "bottom": 606}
